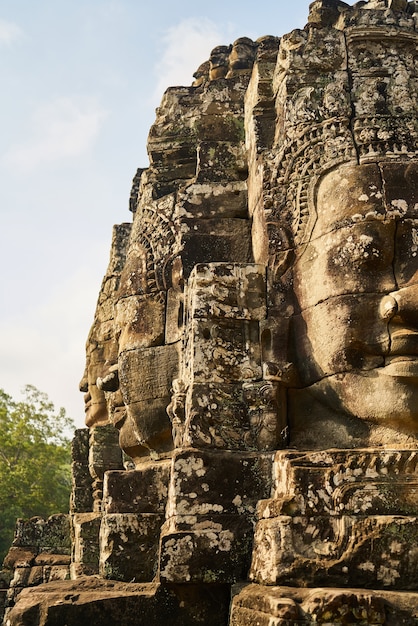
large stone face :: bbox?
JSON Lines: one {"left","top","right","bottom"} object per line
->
{"left": 4, "top": 1, "right": 418, "bottom": 625}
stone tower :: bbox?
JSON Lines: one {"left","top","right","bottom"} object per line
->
{"left": 3, "top": 1, "right": 418, "bottom": 624}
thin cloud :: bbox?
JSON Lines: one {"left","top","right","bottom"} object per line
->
{"left": 0, "top": 19, "right": 23, "bottom": 45}
{"left": 153, "top": 17, "right": 224, "bottom": 103}
{"left": 3, "top": 97, "right": 108, "bottom": 171}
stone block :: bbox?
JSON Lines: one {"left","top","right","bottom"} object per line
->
{"left": 115, "top": 292, "right": 166, "bottom": 352}
{"left": 251, "top": 449, "right": 418, "bottom": 591}
{"left": 166, "top": 448, "right": 273, "bottom": 520}
{"left": 41, "top": 516, "right": 71, "bottom": 555}
{"left": 70, "top": 481, "right": 93, "bottom": 514}
{"left": 250, "top": 514, "right": 418, "bottom": 590}
{"left": 100, "top": 513, "right": 164, "bottom": 582}
{"left": 34, "top": 554, "right": 71, "bottom": 566}
{"left": 2, "top": 549, "right": 36, "bottom": 570}
{"left": 194, "top": 114, "right": 245, "bottom": 142}
{"left": 187, "top": 263, "right": 266, "bottom": 321}
{"left": 69, "top": 563, "right": 98, "bottom": 578}
{"left": 159, "top": 518, "right": 253, "bottom": 584}
{"left": 71, "top": 512, "right": 101, "bottom": 571}
{"left": 196, "top": 141, "right": 248, "bottom": 183}
{"left": 118, "top": 343, "right": 179, "bottom": 405}
{"left": 184, "top": 382, "right": 285, "bottom": 451}
{"left": 89, "top": 424, "right": 123, "bottom": 482}
{"left": 186, "top": 318, "right": 261, "bottom": 384}
{"left": 180, "top": 218, "right": 253, "bottom": 278}
{"left": 12, "top": 516, "right": 70, "bottom": 554}
{"left": 103, "top": 461, "right": 171, "bottom": 514}
{"left": 177, "top": 181, "right": 248, "bottom": 219}
{"left": 71, "top": 429, "right": 89, "bottom": 464}
{"left": 4, "top": 579, "right": 231, "bottom": 626}
{"left": 277, "top": 26, "right": 346, "bottom": 74}
{"left": 148, "top": 145, "right": 197, "bottom": 181}
{"left": 27, "top": 567, "right": 44, "bottom": 587}
{"left": 159, "top": 449, "right": 273, "bottom": 585}
{"left": 9, "top": 568, "right": 30, "bottom": 589}
{"left": 43, "top": 566, "right": 69, "bottom": 583}
{"left": 12, "top": 519, "right": 44, "bottom": 550}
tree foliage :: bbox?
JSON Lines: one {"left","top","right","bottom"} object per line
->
{"left": 0, "top": 385, "right": 75, "bottom": 562}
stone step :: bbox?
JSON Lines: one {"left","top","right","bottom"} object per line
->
{"left": 4, "top": 579, "right": 231, "bottom": 626}
{"left": 230, "top": 584, "right": 418, "bottom": 625}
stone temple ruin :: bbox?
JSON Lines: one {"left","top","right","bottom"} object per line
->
{"left": 2, "top": 0, "right": 418, "bottom": 623}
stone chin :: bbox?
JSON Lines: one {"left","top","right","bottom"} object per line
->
{"left": 289, "top": 368, "right": 418, "bottom": 449}
{"left": 84, "top": 400, "right": 109, "bottom": 428}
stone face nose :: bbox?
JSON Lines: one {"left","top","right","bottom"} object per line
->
{"left": 390, "top": 283, "right": 418, "bottom": 327}
{"left": 379, "top": 294, "right": 398, "bottom": 320}
{"left": 79, "top": 374, "right": 88, "bottom": 393}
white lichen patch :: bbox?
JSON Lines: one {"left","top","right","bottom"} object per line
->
{"left": 377, "top": 564, "right": 400, "bottom": 586}
{"left": 358, "top": 561, "right": 375, "bottom": 572}
{"left": 390, "top": 541, "right": 403, "bottom": 554}
{"left": 232, "top": 495, "right": 242, "bottom": 508}
{"left": 333, "top": 234, "right": 378, "bottom": 266}
{"left": 174, "top": 456, "right": 206, "bottom": 479}
{"left": 388, "top": 199, "right": 408, "bottom": 217}
{"left": 174, "top": 493, "right": 225, "bottom": 516}
{"left": 353, "top": 493, "right": 374, "bottom": 514}
{"left": 206, "top": 529, "right": 234, "bottom": 552}
{"left": 317, "top": 489, "right": 331, "bottom": 506}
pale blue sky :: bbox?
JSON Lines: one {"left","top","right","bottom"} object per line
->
{"left": 0, "top": 0, "right": 317, "bottom": 426}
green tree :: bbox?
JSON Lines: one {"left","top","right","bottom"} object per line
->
{"left": 0, "top": 385, "right": 75, "bottom": 562}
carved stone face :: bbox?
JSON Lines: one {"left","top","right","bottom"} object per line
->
{"left": 209, "top": 45, "right": 231, "bottom": 80}
{"left": 114, "top": 247, "right": 175, "bottom": 463}
{"left": 79, "top": 337, "right": 113, "bottom": 428}
{"left": 227, "top": 38, "right": 255, "bottom": 75}
{"left": 290, "top": 162, "right": 418, "bottom": 438}
{"left": 80, "top": 223, "right": 132, "bottom": 430}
